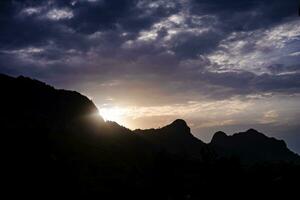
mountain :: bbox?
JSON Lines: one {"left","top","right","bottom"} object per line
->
{"left": 210, "top": 129, "right": 300, "bottom": 164}
{"left": 0, "top": 74, "right": 155, "bottom": 198}
{"left": 0, "top": 74, "right": 102, "bottom": 122}
{"left": 1, "top": 73, "right": 299, "bottom": 199}
{"left": 134, "top": 119, "right": 214, "bottom": 160}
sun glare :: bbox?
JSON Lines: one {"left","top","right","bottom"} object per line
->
{"left": 99, "top": 107, "right": 125, "bottom": 124}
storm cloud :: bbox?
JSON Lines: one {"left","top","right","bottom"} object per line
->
{"left": 0, "top": 0, "right": 300, "bottom": 152}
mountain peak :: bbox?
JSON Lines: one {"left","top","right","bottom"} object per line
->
{"left": 166, "top": 119, "right": 191, "bottom": 134}
{"left": 211, "top": 131, "right": 228, "bottom": 146}
{"left": 214, "top": 131, "right": 227, "bottom": 137}
{"left": 170, "top": 119, "right": 188, "bottom": 127}
{"left": 245, "top": 128, "right": 259, "bottom": 134}
{"left": 212, "top": 131, "right": 227, "bottom": 140}
{"left": 210, "top": 129, "right": 300, "bottom": 163}
{"left": 134, "top": 118, "right": 207, "bottom": 159}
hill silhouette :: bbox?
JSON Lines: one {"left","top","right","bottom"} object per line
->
{"left": 210, "top": 129, "right": 300, "bottom": 164}
{"left": 1, "top": 73, "right": 299, "bottom": 199}
{"left": 134, "top": 119, "right": 214, "bottom": 160}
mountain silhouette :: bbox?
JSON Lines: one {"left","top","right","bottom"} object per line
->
{"left": 0, "top": 73, "right": 154, "bottom": 198}
{"left": 134, "top": 119, "right": 214, "bottom": 160}
{"left": 210, "top": 129, "right": 300, "bottom": 164}
{"left": 1, "top": 73, "right": 299, "bottom": 199}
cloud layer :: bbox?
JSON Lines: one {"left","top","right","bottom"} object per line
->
{"left": 0, "top": 0, "right": 299, "bottom": 152}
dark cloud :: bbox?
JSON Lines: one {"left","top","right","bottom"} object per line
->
{"left": 0, "top": 0, "right": 300, "bottom": 152}
{"left": 168, "top": 30, "right": 223, "bottom": 58}
{"left": 0, "top": 0, "right": 299, "bottom": 98}
{"left": 268, "top": 64, "right": 300, "bottom": 74}
{"left": 191, "top": 0, "right": 298, "bottom": 31}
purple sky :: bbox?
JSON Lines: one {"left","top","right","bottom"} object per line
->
{"left": 0, "top": 0, "right": 300, "bottom": 153}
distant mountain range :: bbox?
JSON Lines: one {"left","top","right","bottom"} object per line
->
{"left": 1, "top": 73, "right": 299, "bottom": 199}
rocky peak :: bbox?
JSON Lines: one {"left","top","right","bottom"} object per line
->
{"left": 164, "top": 119, "right": 191, "bottom": 136}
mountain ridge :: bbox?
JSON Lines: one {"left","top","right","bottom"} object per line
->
{"left": 1, "top": 73, "right": 299, "bottom": 163}
{"left": 210, "top": 129, "right": 300, "bottom": 163}
{"left": 1, "top": 73, "right": 300, "bottom": 199}
{"left": 134, "top": 118, "right": 213, "bottom": 160}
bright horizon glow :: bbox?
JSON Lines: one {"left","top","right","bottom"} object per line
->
{"left": 99, "top": 106, "right": 127, "bottom": 125}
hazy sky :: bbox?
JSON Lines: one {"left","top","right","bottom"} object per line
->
{"left": 0, "top": 0, "right": 300, "bottom": 153}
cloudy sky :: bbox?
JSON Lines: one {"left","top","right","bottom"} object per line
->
{"left": 1, "top": 0, "right": 300, "bottom": 153}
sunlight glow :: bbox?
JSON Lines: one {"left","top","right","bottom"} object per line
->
{"left": 99, "top": 106, "right": 126, "bottom": 125}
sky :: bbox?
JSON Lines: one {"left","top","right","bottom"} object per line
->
{"left": 0, "top": 0, "right": 300, "bottom": 153}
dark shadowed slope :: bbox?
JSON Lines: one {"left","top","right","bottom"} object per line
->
{"left": 0, "top": 74, "right": 156, "bottom": 198}
{"left": 134, "top": 119, "right": 214, "bottom": 160}
{"left": 0, "top": 73, "right": 105, "bottom": 139}
{"left": 210, "top": 129, "right": 300, "bottom": 164}
{"left": 1, "top": 73, "right": 300, "bottom": 199}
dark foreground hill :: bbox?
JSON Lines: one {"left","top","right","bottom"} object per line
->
{"left": 1, "top": 73, "right": 299, "bottom": 199}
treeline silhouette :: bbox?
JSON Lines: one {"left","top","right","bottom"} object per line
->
{"left": 1, "top": 74, "right": 299, "bottom": 199}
